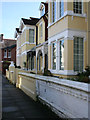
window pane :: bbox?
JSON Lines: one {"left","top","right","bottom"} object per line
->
{"left": 60, "top": 40, "right": 64, "bottom": 70}
{"left": 59, "top": 0, "right": 64, "bottom": 18}
{"left": 73, "top": 1, "right": 82, "bottom": 14}
{"left": 8, "top": 49, "right": 11, "bottom": 58}
{"left": 74, "top": 37, "right": 83, "bottom": 72}
{"left": 52, "top": 1, "right": 56, "bottom": 22}
{"left": 52, "top": 42, "right": 56, "bottom": 69}
{"left": 29, "top": 29, "right": 34, "bottom": 43}
{"left": 4, "top": 49, "right": 7, "bottom": 58}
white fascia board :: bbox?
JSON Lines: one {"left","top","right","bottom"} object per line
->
{"left": 48, "top": 29, "right": 86, "bottom": 44}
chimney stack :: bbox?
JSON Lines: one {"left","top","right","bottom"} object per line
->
{"left": 0, "top": 34, "right": 3, "bottom": 42}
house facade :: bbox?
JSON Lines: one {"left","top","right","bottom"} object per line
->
{"left": 15, "top": 1, "right": 90, "bottom": 78}
{"left": 0, "top": 34, "right": 16, "bottom": 74}
{"left": 36, "top": 2, "right": 48, "bottom": 74}
{"left": 15, "top": 18, "right": 39, "bottom": 69}
{"left": 27, "top": 2, "right": 48, "bottom": 74}
{"left": 48, "top": 1, "right": 90, "bottom": 78}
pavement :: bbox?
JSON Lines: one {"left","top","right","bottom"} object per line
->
{"left": 2, "top": 74, "right": 61, "bottom": 120}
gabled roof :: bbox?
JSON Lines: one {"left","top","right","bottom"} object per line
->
{"left": 21, "top": 18, "right": 39, "bottom": 25}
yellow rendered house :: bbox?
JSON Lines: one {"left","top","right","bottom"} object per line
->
{"left": 27, "top": 2, "right": 48, "bottom": 74}
{"left": 36, "top": 2, "right": 48, "bottom": 74}
{"left": 15, "top": 18, "right": 39, "bottom": 68}
{"left": 48, "top": 0, "right": 90, "bottom": 78}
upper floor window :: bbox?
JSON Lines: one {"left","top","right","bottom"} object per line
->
{"left": 8, "top": 49, "right": 11, "bottom": 58}
{"left": 52, "top": 42, "right": 56, "bottom": 70}
{"left": 52, "top": 1, "right": 56, "bottom": 23}
{"left": 59, "top": 0, "right": 64, "bottom": 18}
{"left": 4, "top": 49, "right": 7, "bottom": 58}
{"left": 73, "top": 0, "right": 82, "bottom": 14}
{"left": 74, "top": 37, "right": 84, "bottom": 72}
{"left": 39, "top": 23, "right": 43, "bottom": 38}
{"left": 29, "top": 29, "right": 34, "bottom": 43}
{"left": 40, "top": 7, "right": 45, "bottom": 16}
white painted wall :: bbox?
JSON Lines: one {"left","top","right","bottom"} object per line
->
{"left": 36, "top": 75, "right": 90, "bottom": 119}
{"left": 15, "top": 72, "right": 90, "bottom": 119}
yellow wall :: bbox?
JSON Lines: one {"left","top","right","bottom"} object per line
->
{"left": 48, "top": 45, "right": 51, "bottom": 70}
{"left": 48, "top": 16, "right": 68, "bottom": 38}
{"left": 64, "top": 40, "right": 73, "bottom": 70}
{"left": 68, "top": 16, "right": 87, "bottom": 31}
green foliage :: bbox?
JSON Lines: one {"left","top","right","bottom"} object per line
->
{"left": 43, "top": 68, "right": 53, "bottom": 77}
{"left": 77, "top": 66, "right": 90, "bottom": 83}
{"left": 23, "top": 62, "right": 26, "bottom": 67}
{"left": 3, "top": 64, "right": 9, "bottom": 69}
{"left": 14, "top": 63, "right": 21, "bottom": 69}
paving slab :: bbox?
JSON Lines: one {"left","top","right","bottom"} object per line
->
{"left": 2, "top": 74, "right": 62, "bottom": 119}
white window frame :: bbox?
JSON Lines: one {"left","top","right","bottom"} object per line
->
{"left": 73, "top": 36, "right": 84, "bottom": 72}
{"left": 29, "top": 29, "right": 35, "bottom": 43}
{"left": 4, "top": 49, "right": 7, "bottom": 58}
{"left": 8, "top": 49, "right": 11, "bottom": 58}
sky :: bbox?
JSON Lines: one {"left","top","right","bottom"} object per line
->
{"left": 0, "top": 1, "right": 45, "bottom": 39}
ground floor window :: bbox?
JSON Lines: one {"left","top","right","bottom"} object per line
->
{"left": 31, "top": 56, "right": 34, "bottom": 70}
{"left": 59, "top": 40, "right": 64, "bottom": 70}
{"left": 52, "top": 42, "right": 56, "bottom": 70}
{"left": 28, "top": 54, "right": 34, "bottom": 70}
{"left": 74, "top": 37, "right": 84, "bottom": 72}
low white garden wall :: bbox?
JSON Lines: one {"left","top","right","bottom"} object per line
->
{"left": 16, "top": 72, "right": 90, "bottom": 119}
{"left": 36, "top": 76, "right": 90, "bottom": 118}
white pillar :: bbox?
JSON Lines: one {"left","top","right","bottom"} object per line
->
{"left": 42, "top": 53, "right": 45, "bottom": 73}
{"left": 56, "top": 39, "right": 59, "bottom": 71}
{"left": 36, "top": 54, "right": 38, "bottom": 74}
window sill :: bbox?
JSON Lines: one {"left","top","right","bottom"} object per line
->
{"left": 49, "top": 69, "right": 77, "bottom": 76}
{"left": 4, "top": 57, "right": 7, "bottom": 58}
{"left": 29, "top": 43, "right": 36, "bottom": 44}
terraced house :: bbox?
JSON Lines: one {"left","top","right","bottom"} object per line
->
{"left": 48, "top": 0, "right": 90, "bottom": 78}
{"left": 15, "top": 1, "right": 90, "bottom": 78}
{"left": 27, "top": 2, "right": 48, "bottom": 74}
{"left": 15, "top": 18, "right": 39, "bottom": 68}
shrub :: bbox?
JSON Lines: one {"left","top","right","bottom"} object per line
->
{"left": 77, "top": 66, "right": 90, "bottom": 83}
{"left": 43, "top": 68, "right": 53, "bottom": 76}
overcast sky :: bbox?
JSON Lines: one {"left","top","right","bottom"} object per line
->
{"left": 0, "top": 1, "right": 44, "bottom": 39}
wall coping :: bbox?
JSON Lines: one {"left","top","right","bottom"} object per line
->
{"left": 18, "top": 72, "right": 90, "bottom": 93}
